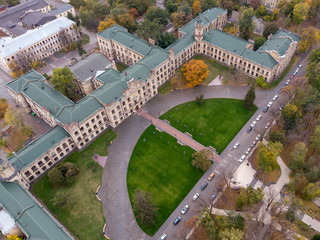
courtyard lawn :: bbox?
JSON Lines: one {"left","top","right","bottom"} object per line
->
{"left": 160, "top": 99, "right": 257, "bottom": 153}
{"left": 115, "top": 62, "right": 128, "bottom": 72}
{"left": 32, "top": 129, "right": 117, "bottom": 240}
{"left": 127, "top": 126, "right": 203, "bottom": 236}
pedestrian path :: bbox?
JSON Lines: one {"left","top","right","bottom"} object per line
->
{"left": 138, "top": 109, "right": 222, "bottom": 163}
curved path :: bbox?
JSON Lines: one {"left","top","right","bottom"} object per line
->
{"left": 100, "top": 85, "right": 271, "bottom": 240}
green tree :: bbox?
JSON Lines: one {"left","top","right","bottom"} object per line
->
{"left": 298, "top": 26, "right": 320, "bottom": 52}
{"left": 171, "top": 11, "right": 186, "bottom": 29}
{"left": 158, "top": 32, "right": 176, "bottom": 48}
{"left": 303, "top": 182, "right": 320, "bottom": 201}
{"left": 146, "top": 7, "right": 169, "bottom": 26}
{"left": 93, "top": 2, "right": 109, "bottom": 19}
{"left": 312, "top": 234, "right": 320, "bottom": 240}
{"left": 311, "top": 125, "right": 320, "bottom": 154}
{"left": 201, "top": 0, "right": 218, "bottom": 11}
{"left": 289, "top": 142, "right": 308, "bottom": 172}
{"left": 309, "top": 48, "right": 320, "bottom": 64}
{"left": 255, "top": 5, "right": 266, "bottom": 17}
{"left": 117, "top": 13, "right": 137, "bottom": 33}
{"left": 293, "top": 2, "right": 310, "bottom": 24}
{"left": 263, "top": 22, "right": 279, "bottom": 38}
{"left": 219, "top": 228, "right": 244, "bottom": 240}
{"left": 129, "top": 0, "right": 152, "bottom": 15}
{"left": 51, "top": 67, "right": 76, "bottom": 101}
{"left": 22, "top": 126, "right": 33, "bottom": 137}
{"left": 0, "top": 137, "right": 6, "bottom": 147}
{"left": 239, "top": 8, "right": 254, "bottom": 40}
{"left": 306, "top": 62, "right": 320, "bottom": 91}
{"left": 51, "top": 191, "right": 69, "bottom": 207}
{"left": 236, "top": 188, "right": 247, "bottom": 209}
{"left": 282, "top": 104, "right": 300, "bottom": 130}
{"left": 136, "top": 19, "right": 163, "bottom": 45}
{"left": 196, "top": 94, "right": 205, "bottom": 105}
{"left": 0, "top": 98, "right": 8, "bottom": 118}
{"left": 267, "top": 141, "right": 283, "bottom": 156}
{"left": 191, "top": 149, "right": 212, "bottom": 171}
{"left": 243, "top": 85, "right": 256, "bottom": 110}
{"left": 269, "top": 131, "right": 286, "bottom": 144}
{"left": 258, "top": 144, "right": 279, "bottom": 173}
{"left": 220, "top": 0, "right": 233, "bottom": 16}
{"left": 133, "top": 190, "right": 158, "bottom": 226}
{"left": 48, "top": 167, "right": 64, "bottom": 186}
{"left": 166, "top": 0, "right": 179, "bottom": 14}
{"left": 256, "top": 75, "right": 268, "bottom": 88}
{"left": 253, "top": 36, "right": 266, "bottom": 51}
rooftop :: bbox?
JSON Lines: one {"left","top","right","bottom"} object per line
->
{"left": 0, "top": 21, "right": 27, "bottom": 36}
{"left": 166, "top": 33, "right": 196, "bottom": 55}
{"left": 21, "top": 11, "right": 56, "bottom": 28}
{"left": 69, "top": 52, "right": 113, "bottom": 83}
{"left": 0, "top": 181, "right": 74, "bottom": 240}
{"left": 0, "top": 17, "right": 74, "bottom": 58}
{"left": 50, "top": 3, "right": 73, "bottom": 16}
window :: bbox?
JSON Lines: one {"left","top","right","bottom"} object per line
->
{"left": 86, "top": 123, "right": 89, "bottom": 127}
{"left": 112, "top": 110, "right": 115, "bottom": 114}
{"left": 75, "top": 131, "right": 79, "bottom": 135}
{"left": 91, "top": 119, "right": 95, "bottom": 123}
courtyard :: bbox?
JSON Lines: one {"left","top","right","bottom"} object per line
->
{"left": 32, "top": 129, "right": 117, "bottom": 240}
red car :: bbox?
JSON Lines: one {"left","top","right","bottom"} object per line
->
{"left": 289, "top": 75, "right": 294, "bottom": 79}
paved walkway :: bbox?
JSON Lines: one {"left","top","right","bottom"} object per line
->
{"left": 92, "top": 154, "right": 108, "bottom": 168}
{"left": 208, "top": 75, "right": 224, "bottom": 86}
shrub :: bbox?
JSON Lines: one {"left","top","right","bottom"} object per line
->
{"left": 256, "top": 76, "right": 268, "bottom": 88}
{"left": 195, "top": 94, "right": 205, "bottom": 105}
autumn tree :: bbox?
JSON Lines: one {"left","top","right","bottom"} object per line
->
{"left": 255, "top": 5, "right": 267, "bottom": 17}
{"left": 220, "top": 0, "right": 233, "bottom": 16}
{"left": 117, "top": 13, "right": 137, "bottom": 33}
{"left": 239, "top": 8, "right": 254, "bottom": 40}
{"left": 250, "top": 0, "right": 261, "bottom": 10}
{"left": 269, "top": 130, "right": 286, "bottom": 144}
{"left": 128, "top": 8, "right": 139, "bottom": 18}
{"left": 171, "top": 11, "right": 187, "bottom": 29}
{"left": 293, "top": 2, "right": 310, "bottom": 24}
{"left": 281, "top": 104, "right": 300, "bottom": 130}
{"left": 311, "top": 125, "right": 320, "bottom": 154}
{"left": 191, "top": 149, "right": 213, "bottom": 171}
{"left": 98, "top": 18, "right": 116, "bottom": 32}
{"left": 302, "top": 182, "right": 320, "bottom": 201}
{"left": 289, "top": 142, "right": 307, "bottom": 172}
{"left": 219, "top": 228, "right": 244, "bottom": 240}
{"left": 52, "top": 191, "right": 69, "bottom": 207}
{"left": 253, "top": 36, "right": 266, "bottom": 51}
{"left": 51, "top": 67, "right": 77, "bottom": 101}
{"left": 262, "top": 22, "right": 279, "bottom": 39}
{"left": 201, "top": 0, "right": 218, "bottom": 11}
{"left": 133, "top": 190, "right": 158, "bottom": 226}
{"left": 243, "top": 85, "right": 256, "bottom": 110}
{"left": 267, "top": 141, "right": 283, "bottom": 156}
{"left": 0, "top": 98, "right": 8, "bottom": 118}
{"left": 306, "top": 62, "right": 320, "bottom": 91}
{"left": 257, "top": 144, "right": 279, "bottom": 173}
{"left": 309, "top": 48, "right": 320, "bottom": 63}
{"left": 298, "top": 26, "right": 320, "bottom": 52}
{"left": 181, "top": 59, "right": 209, "bottom": 87}
{"left": 192, "top": 0, "right": 201, "bottom": 16}
{"left": 256, "top": 75, "right": 268, "bottom": 88}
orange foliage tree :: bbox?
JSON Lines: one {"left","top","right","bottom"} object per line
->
{"left": 192, "top": 0, "right": 201, "bottom": 16}
{"left": 98, "top": 18, "right": 116, "bottom": 32}
{"left": 181, "top": 59, "right": 209, "bottom": 87}
{"left": 128, "top": 8, "right": 139, "bottom": 18}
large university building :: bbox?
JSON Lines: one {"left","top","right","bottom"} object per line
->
{"left": 2, "top": 7, "right": 299, "bottom": 238}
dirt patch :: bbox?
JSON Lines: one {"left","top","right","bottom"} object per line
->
{"left": 214, "top": 188, "right": 240, "bottom": 210}
{"left": 5, "top": 128, "right": 29, "bottom": 152}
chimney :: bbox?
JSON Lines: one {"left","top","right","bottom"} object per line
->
{"left": 148, "top": 38, "right": 155, "bottom": 45}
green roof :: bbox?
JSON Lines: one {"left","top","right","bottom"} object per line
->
{"left": 6, "top": 70, "right": 74, "bottom": 117}
{"left": 258, "top": 29, "right": 300, "bottom": 56}
{"left": 0, "top": 181, "right": 74, "bottom": 240}
{"left": 138, "top": 47, "right": 169, "bottom": 70}
{"left": 166, "top": 33, "right": 195, "bottom": 55}
{"left": 98, "top": 24, "right": 152, "bottom": 56}
{"left": 241, "top": 48, "right": 277, "bottom": 68}
{"left": 8, "top": 126, "right": 69, "bottom": 170}
{"left": 179, "top": 7, "right": 226, "bottom": 34}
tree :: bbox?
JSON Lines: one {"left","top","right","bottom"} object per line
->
{"left": 243, "top": 86, "right": 256, "bottom": 110}
{"left": 253, "top": 36, "right": 266, "bottom": 51}
{"left": 171, "top": 11, "right": 186, "bottom": 29}
{"left": 181, "top": 59, "right": 209, "bottom": 87}
{"left": 128, "top": 8, "right": 140, "bottom": 18}
{"left": 269, "top": 131, "right": 286, "bottom": 144}
{"left": 256, "top": 75, "right": 268, "bottom": 88}
{"left": 262, "top": 22, "right": 279, "bottom": 39}
{"left": 166, "top": 0, "right": 179, "bottom": 14}
{"left": 201, "top": 0, "right": 218, "bottom": 11}
{"left": 4, "top": 107, "right": 23, "bottom": 128}
{"left": 6, "top": 236, "right": 22, "bottom": 240}
{"left": 306, "top": 62, "right": 320, "bottom": 91}
{"left": 22, "top": 126, "right": 33, "bottom": 137}
{"left": 312, "top": 234, "right": 320, "bottom": 240}
{"left": 129, "top": 0, "right": 152, "bottom": 15}
{"left": 136, "top": 19, "right": 163, "bottom": 45}
{"left": 48, "top": 167, "right": 64, "bottom": 186}
{"left": 98, "top": 18, "right": 116, "bottom": 32}
{"left": 239, "top": 8, "right": 254, "bottom": 40}
{"left": 191, "top": 149, "right": 212, "bottom": 171}
{"left": 52, "top": 191, "right": 69, "bottom": 207}
{"left": 250, "top": 0, "right": 261, "bottom": 10}
{"left": 93, "top": 2, "right": 109, "bottom": 19}
{"left": 265, "top": 187, "right": 278, "bottom": 210}
{"left": 303, "top": 182, "right": 320, "bottom": 201}
{"left": 192, "top": 0, "right": 201, "bottom": 16}
{"left": 133, "top": 190, "right": 158, "bottom": 226}
{"left": 86, "top": 17, "right": 100, "bottom": 32}
{"left": 293, "top": 2, "right": 310, "bottom": 24}
{"left": 48, "top": 162, "right": 79, "bottom": 186}
{"left": 219, "top": 228, "right": 244, "bottom": 240}
{"left": 289, "top": 142, "right": 307, "bottom": 171}
{"left": 309, "top": 48, "right": 320, "bottom": 64}
{"left": 0, "top": 137, "right": 6, "bottom": 147}
{"left": 267, "top": 141, "right": 283, "bottom": 156}
{"left": 0, "top": 98, "right": 8, "bottom": 118}
{"left": 117, "top": 13, "right": 137, "bottom": 33}
{"left": 258, "top": 144, "right": 279, "bottom": 173}
{"left": 196, "top": 94, "right": 205, "bottom": 105}
{"left": 311, "top": 125, "right": 320, "bottom": 154}
{"left": 255, "top": 5, "right": 266, "bottom": 17}
{"left": 281, "top": 104, "right": 300, "bottom": 130}
{"left": 158, "top": 32, "right": 176, "bottom": 48}
{"left": 146, "top": 7, "right": 169, "bottom": 26}
{"left": 220, "top": 0, "right": 233, "bottom": 16}
{"left": 51, "top": 67, "right": 76, "bottom": 101}
{"left": 298, "top": 26, "right": 320, "bottom": 52}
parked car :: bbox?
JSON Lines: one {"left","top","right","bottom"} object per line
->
{"left": 239, "top": 155, "right": 246, "bottom": 163}
{"left": 246, "top": 148, "right": 251, "bottom": 154}
{"left": 267, "top": 101, "right": 273, "bottom": 107}
{"left": 299, "top": 64, "right": 302, "bottom": 68}
{"left": 173, "top": 216, "right": 182, "bottom": 225}
{"left": 273, "top": 95, "right": 278, "bottom": 101}
{"left": 286, "top": 80, "right": 290, "bottom": 85}
{"left": 208, "top": 172, "right": 215, "bottom": 181}
{"left": 263, "top": 106, "right": 269, "bottom": 113}
{"left": 256, "top": 134, "right": 261, "bottom": 141}
{"left": 265, "top": 122, "right": 271, "bottom": 129}
{"left": 210, "top": 192, "right": 217, "bottom": 200}
{"left": 160, "top": 234, "right": 167, "bottom": 240}
{"left": 251, "top": 121, "right": 257, "bottom": 128}
{"left": 246, "top": 126, "right": 253, "bottom": 133}
{"left": 233, "top": 142, "right": 240, "bottom": 149}
{"left": 293, "top": 71, "right": 297, "bottom": 76}
{"left": 256, "top": 114, "right": 262, "bottom": 121}
{"left": 251, "top": 141, "right": 257, "bottom": 148}
{"left": 279, "top": 105, "right": 284, "bottom": 111}
{"left": 193, "top": 193, "right": 199, "bottom": 201}
{"left": 290, "top": 75, "right": 294, "bottom": 79}
{"left": 181, "top": 205, "right": 189, "bottom": 215}
{"left": 200, "top": 182, "right": 208, "bottom": 191}
{"left": 278, "top": 88, "right": 282, "bottom": 94}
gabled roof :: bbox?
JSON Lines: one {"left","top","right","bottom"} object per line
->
{"left": 241, "top": 48, "right": 277, "bottom": 68}
{"left": 50, "top": 3, "right": 73, "bottom": 16}
{"left": 21, "top": 11, "right": 56, "bottom": 27}
{"left": 179, "top": 7, "right": 226, "bottom": 35}
{"left": 166, "top": 33, "right": 196, "bottom": 55}
{"left": 138, "top": 47, "right": 169, "bottom": 70}
{"left": 8, "top": 126, "right": 69, "bottom": 170}
{"left": 98, "top": 24, "right": 152, "bottom": 56}
{"left": 0, "top": 181, "right": 74, "bottom": 240}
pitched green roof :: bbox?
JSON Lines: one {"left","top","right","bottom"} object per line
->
{"left": 8, "top": 126, "right": 69, "bottom": 170}
{"left": 258, "top": 29, "right": 300, "bottom": 56}
{"left": 179, "top": 7, "right": 226, "bottom": 34}
{"left": 138, "top": 47, "right": 169, "bottom": 70}
{"left": 166, "top": 33, "right": 196, "bottom": 55}
{"left": 0, "top": 181, "right": 74, "bottom": 240}
{"left": 98, "top": 24, "right": 152, "bottom": 56}
{"left": 241, "top": 48, "right": 277, "bottom": 68}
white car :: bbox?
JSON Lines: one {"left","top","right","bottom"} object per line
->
{"left": 233, "top": 142, "right": 240, "bottom": 149}
{"left": 267, "top": 101, "right": 273, "bottom": 107}
{"left": 181, "top": 205, "right": 189, "bottom": 215}
{"left": 246, "top": 148, "right": 251, "bottom": 154}
{"left": 256, "top": 114, "right": 262, "bottom": 121}
{"left": 255, "top": 134, "right": 261, "bottom": 141}
{"left": 251, "top": 121, "right": 257, "bottom": 128}
{"left": 265, "top": 122, "right": 271, "bottom": 129}
{"left": 193, "top": 193, "right": 199, "bottom": 201}
{"left": 299, "top": 64, "right": 302, "bottom": 68}
{"left": 286, "top": 79, "right": 290, "bottom": 85}
{"left": 160, "top": 234, "right": 167, "bottom": 240}
{"left": 273, "top": 95, "right": 278, "bottom": 101}
{"left": 239, "top": 155, "right": 246, "bottom": 163}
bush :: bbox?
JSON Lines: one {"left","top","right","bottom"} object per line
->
{"left": 195, "top": 94, "right": 205, "bottom": 105}
{"left": 51, "top": 191, "right": 69, "bottom": 207}
{"left": 269, "top": 131, "right": 286, "bottom": 144}
{"left": 256, "top": 76, "right": 268, "bottom": 88}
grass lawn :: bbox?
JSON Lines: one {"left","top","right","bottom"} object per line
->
{"left": 160, "top": 99, "right": 257, "bottom": 153}
{"left": 127, "top": 126, "right": 203, "bottom": 236}
{"left": 115, "top": 62, "right": 128, "bottom": 72}
{"left": 291, "top": 219, "right": 318, "bottom": 239}
{"left": 32, "top": 129, "right": 117, "bottom": 240}
{"left": 81, "top": 33, "right": 90, "bottom": 45}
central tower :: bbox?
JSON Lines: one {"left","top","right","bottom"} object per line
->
{"left": 194, "top": 17, "right": 204, "bottom": 42}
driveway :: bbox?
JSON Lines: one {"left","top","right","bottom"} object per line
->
{"left": 100, "top": 85, "right": 270, "bottom": 240}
